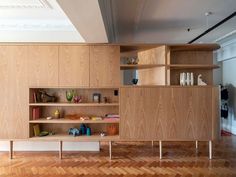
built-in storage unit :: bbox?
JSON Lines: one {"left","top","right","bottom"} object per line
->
{"left": 0, "top": 43, "right": 220, "bottom": 159}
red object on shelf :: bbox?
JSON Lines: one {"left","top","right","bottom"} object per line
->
{"left": 32, "top": 107, "right": 40, "bottom": 120}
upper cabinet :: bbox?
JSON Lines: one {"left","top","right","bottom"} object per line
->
{"left": 0, "top": 46, "right": 28, "bottom": 139}
{"left": 59, "top": 45, "right": 90, "bottom": 87}
{"left": 28, "top": 45, "right": 59, "bottom": 87}
{"left": 90, "top": 46, "right": 120, "bottom": 88}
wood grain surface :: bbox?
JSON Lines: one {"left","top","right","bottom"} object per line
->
{"left": 90, "top": 45, "right": 120, "bottom": 87}
{"left": 0, "top": 46, "right": 28, "bottom": 139}
{"left": 120, "top": 87, "right": 216, "bottom": 141}
{"left": 59, "top": 45, "right": 90, "bottom": 87}
{"left": 28, "top": 45, "right": 59, "bottom": 87}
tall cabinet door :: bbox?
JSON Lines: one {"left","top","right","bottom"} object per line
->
{"left": 28, "top": 45, "right": 59, "bottom": 87}
{"left": 0, "top": 46, "right": 28, "bottom": 139}
{"left": 59, "top": 46, "right": 90, "bottom": 87}
{"left": 120, "top": 87, "right": 214, "bottom": 141}
{"left": 90, "top": 46, "right": 120, "bottom": 87}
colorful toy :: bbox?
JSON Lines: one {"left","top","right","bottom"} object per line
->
{"left": 68, "top": 128, "right": 80, "bottom": 137}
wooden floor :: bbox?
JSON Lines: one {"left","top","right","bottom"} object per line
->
{"left": 0, "top": 136, "right": 236, "bottom": 177}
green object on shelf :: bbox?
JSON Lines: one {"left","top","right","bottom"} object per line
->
{"left": 66, "top": 90, "right": 75, "bottom": 102}
{"left": 39, "top": 131, "right": 49, "bottom": 137}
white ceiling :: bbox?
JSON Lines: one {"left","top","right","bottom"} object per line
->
{"left": 0, "top": 0, "right": 235, "bottom": 43}
{"left": 99, "top": 0, "right": 236, "bottom": 43}
{"left": 0, "top": 0, "right": 84, "bottom": 42}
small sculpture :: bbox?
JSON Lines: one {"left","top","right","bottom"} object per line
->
{"left": 197, "top": 74, "right": 207, "bottom": 85}
{"left": 37, "top": 90, "right": 57, "bottom": 103}
{"left": 68, "top": 128, "right": 80, "bottom": 137}
{"left": 100, "top": 132, "right": 106, "bottom": 137}
{"left": 127, "top": 57, "right": 139, "bottom": 65}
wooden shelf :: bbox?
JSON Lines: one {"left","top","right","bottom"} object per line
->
{"left": 120, "top": 64, "right": 165, "bottom": 70}
{"left": 169, "top": 44, "right": 220, "bottom": 51}
{"left": 167, "top": 64, "right": 219, "bottom": 69}
{"left": 29, "top": 118, "right": 119, "bottom": 124}
{"left": 121, "top": 85, "right": 217, "bottom": 88}
{"left": 29, "top": 103, "right": 119, "bottom": 107}
{"left": 29, "top": 86, "right": 119, "bottom": 89}
{"left": 29, "top": 134, "right": 120, "bottom": 141}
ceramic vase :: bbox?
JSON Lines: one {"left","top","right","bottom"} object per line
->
{"left": 190, "top": 72, "right": 194, "bottom": 85}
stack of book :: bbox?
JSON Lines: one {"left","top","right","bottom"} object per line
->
{"left": 103, "top": 114, "right": 120, "bottom": 121}
{"left": 32, "top": 107, "right": 40, "bottom": 120}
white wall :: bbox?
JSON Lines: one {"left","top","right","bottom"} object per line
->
{"left": 0, "top": 141, "right": 99, "bottom": 151}
{"left": 216, "top": 36, "right": 236, "bottom": 134}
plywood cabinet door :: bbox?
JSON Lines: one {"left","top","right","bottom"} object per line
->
{"left": 120, "top": 87, "right": 214, "bottom": 141}
{"left": 59, "top": 46, "right": 89, "bottom": 87}
{"left": 90, "top": 46, "right": 120, "bottom": 87}
{"left": 0, "top": 46, "right": 28, "bottom": 139}
{"left": 28, "top": 46, "right": 59, "bottom": 87}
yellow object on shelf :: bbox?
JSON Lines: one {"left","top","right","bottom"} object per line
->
{"left": 54, "top": 109, "right": 60, "bottom": 119}
{"left": 91, "top": 117, "right": 103, "bottom": 121}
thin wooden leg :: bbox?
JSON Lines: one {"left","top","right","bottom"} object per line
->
{"left": 195, "top": 140, "right": 198, "bottom": 149}
{"left": 109, "top": 141, "right": 112, "bottom": 160}
{"left": 209, "top": 140, "right": 212, "bottom": 160}
{"left": 151, "top": 141, "right": 154, "bottom": 147}
{"left": 159, "top": 141, "right": 162, "bottom": 160}
{"left": 59, "top": 141, "right": 63, "bottom": 159}
{"left": 9, "top": 141, "right": 13, "bottom": 159}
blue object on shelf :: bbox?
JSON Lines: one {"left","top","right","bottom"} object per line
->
{"left": 86, "top": 127, "right": 91, "bottom": 136}
{"left": 68, "top": 128, "right": 80, "bottom": 137}
{"left": 80, "top": 124, "right": 87, "bottom": 135}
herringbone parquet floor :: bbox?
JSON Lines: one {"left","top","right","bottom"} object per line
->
{"left": 0, "top": 136, "right": 236, "bottom": 177}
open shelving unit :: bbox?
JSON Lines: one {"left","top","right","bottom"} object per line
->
{"left": 120, "top": 44, "right": 220, "bottom": 86}
{"left": 29, "top": 87, "right": 120, "bottom": 140}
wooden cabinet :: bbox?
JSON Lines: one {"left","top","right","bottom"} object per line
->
{"left": 120, "top": 87, "right": 216, "bottom": 141}
{"left": 0, "top": 46, "right": 28, "bottom": 139}
{"left": 28, "top": 45, "right": 59, "bottom": 87}
{"left": 90, "top": 46, "right": 120, "bottom": 87}
{"left": 59, "top": 46, "right": 90, "bottom": 87}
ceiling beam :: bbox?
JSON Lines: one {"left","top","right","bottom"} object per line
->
{"left": 57, "top": 0, "right": 108, "bottom": 43}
